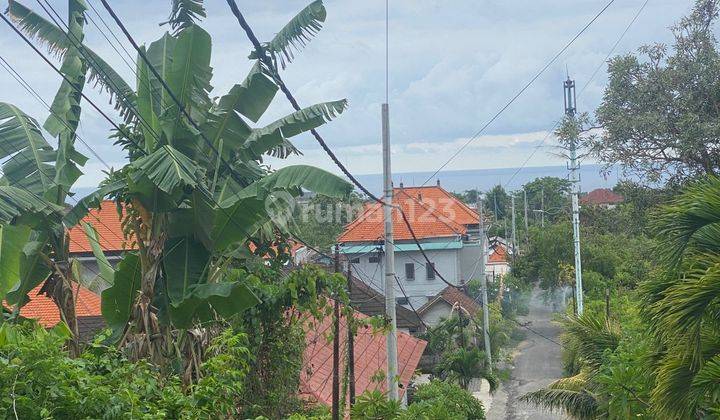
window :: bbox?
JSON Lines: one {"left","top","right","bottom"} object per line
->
{"left": 350, "top": 257, "right": 360, "bottom": 264}
{"left": 426, "top": 262, "right": 436, "bottom": 280}
{"left": 396, "top": 297, "right": 409, "bottom": 305}
{"left": 405, "top": 263, "right": 415, "bottom": 280}
{"left": 369, "top": 255, "right": 380, "bottom": 263}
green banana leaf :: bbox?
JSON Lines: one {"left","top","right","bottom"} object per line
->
{"left": 0, "top": 224, "right": 31, "bottom": 298}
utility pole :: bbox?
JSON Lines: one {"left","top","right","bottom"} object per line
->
{"left": 511, "top": 196, "right": 517, "bottom": 259}
{"left": 540, "top": 187, "right": 545, "bottom": 228}
{"left": 332, "top": 245, "right": 340, "bottom": 420}
{"left": 523, "top": 189, "right": 529, "bottom": 243}
{"left": 346, "top": 264, "right": 356, "bottom": 406}
{"left": 565, "top": 77, "right": 584, "bottom": 315}
{"left": 381, "top": 103, "right": 399, "bottom": 401}
{"left": 476, "top": 195, "right": 492, "bottom": 371}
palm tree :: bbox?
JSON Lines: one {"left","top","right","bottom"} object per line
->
{"left": 436, "top": 347, "right": 498, "bottom": 392}
{"left": 520, "top": 312, "right": 622, "bottom": 419}
{"left": 6, "top": 0, "right": 353, "bottom": 368}
{"left": 640, "top": 176, "right": 720, "bottom": 418}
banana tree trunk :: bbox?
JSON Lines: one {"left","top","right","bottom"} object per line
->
{"left": 40, "top": 269, "right": 80, "bottom": 356}
{"left": 120, "top": 199, "right": 166, "bottom": 363}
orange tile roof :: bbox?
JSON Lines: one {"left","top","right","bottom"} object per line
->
{"left": 339, "top": 186, "right": 478, "bottom": 243}
{"left": 68, "top": 201, "right": 130, "bottom": 253}
{"left": 580, "top": 188, "right": 624, "bottom": 206}
{"left": 300, "top": 301, "right": 427, "bottom": 406}
{"left": 488, "top": 244, "right": 508, "bottom": 263}
{"left": 17, "top": 285, "right": 102, "bottom": 327}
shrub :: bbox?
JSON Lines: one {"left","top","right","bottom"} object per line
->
{"left": 407, "top": 380, "right": 486, "bottom": 420}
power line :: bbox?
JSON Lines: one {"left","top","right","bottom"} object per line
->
{"left": 503, "top": 0, "right": 649, "bottom": 190}
{"left": 420, "top": 0, "right": 617, "bottom": 187}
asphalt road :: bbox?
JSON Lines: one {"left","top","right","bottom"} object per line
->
{"left": 487, "top": 290, "right": 567, "bottom": 420}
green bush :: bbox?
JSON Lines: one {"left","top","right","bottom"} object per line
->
{"left": 348, "top": 381, "right": 485, "bottom": 420}
{"left": 407, "top": 380, "right": 486, "bottom": 420}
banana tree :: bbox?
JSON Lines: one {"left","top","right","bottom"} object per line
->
{"left": 6, "top": 0, "right": 354, "bottom": 363}
{"left": 0, "top": 0, "right": 98, "bottom": 354}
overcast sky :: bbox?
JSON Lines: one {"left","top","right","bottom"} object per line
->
{"left": 0, "top": 0, "right": 693, "bottom": 191}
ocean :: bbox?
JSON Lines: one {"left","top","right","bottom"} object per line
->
{"left": 354, "top": 163, "right": 624, "bottom": 194}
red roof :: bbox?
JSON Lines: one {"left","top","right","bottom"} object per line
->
{"left": 17, "top": 285, "right": 102, "bottom": 327}
{"left": 300, "top": 302, "right": 427, "bottom": 406}
{"left": 488, "top": 244, "right": 508, "bottom": 263}
{"left": 580, "top": 188, "right": 624, "bottom": 206}
{"left": 68, "top": 201, "right": 130, "bottom": 253}
{"left": 339, "top": 186, "right": 478, "bottom": 242}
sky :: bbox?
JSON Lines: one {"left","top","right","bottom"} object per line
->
{"left": 0, "top": 0, "right": 693, "bottom": 192}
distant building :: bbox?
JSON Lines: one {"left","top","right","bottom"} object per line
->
{"left": 580, "top": 188, "right": 624, "bottom": 209}
{"left": 487, "top": 236, "right": 512, "bottom": 279}
{"left": 6, "top": 201, "right": 131, "bottom": 338}
{"left": 416, "top": 285, "right": 481, "bottom": 327}
{"left": 338, "top": 183, "right": 487, "bottom": 310}
{"left": 347, "top": 274, "right": 425, "bottom": 334}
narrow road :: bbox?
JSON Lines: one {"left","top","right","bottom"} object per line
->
{"left": 487, "top": 290, "right": 567, "bottom": 420}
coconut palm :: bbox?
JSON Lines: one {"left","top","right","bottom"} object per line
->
{"left": 640, "top": 176, "right": 720, "bottom": 418}
{"left": 6, "top": 0, "right": 353, "bottom": 367}
{"left": 520, "top": 312, "right": 621, "bottom": 419}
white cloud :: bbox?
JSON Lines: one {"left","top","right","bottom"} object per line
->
{"left": 0, "top": 0, "right": 694, "bottom": 191}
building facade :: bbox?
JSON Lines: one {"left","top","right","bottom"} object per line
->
{"left": 339, "top": 185, "right": 487, "bottom": 310}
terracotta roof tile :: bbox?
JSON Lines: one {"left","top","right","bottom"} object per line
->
{"left": 580, "top": 188, "right": 624, "bottom": 205}
{"left": 300, "top": 301, "right": 427, "bottom": 406}
{"left": 339, "top": 186, "right": 478, "bottom": 243}
{"left": 68, "top": 201, "right": 131, "bottom": 253}
{"left": 16, "top": 285, "right": 102, "bottom": 327}
{"left": 488, "top": 244, "right": 508, "bottom": 263}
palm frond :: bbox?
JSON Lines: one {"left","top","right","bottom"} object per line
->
{"left": 520, "top": 388, "right": 600, "bottom": 419}
{"left": 251, "top": 0, "right": 326, "bottom": 69}
{"left": 651, "top": 353, "right": 701, "bottom": 419}
{"left": 651, "top": 177, "right": 720, "bottom": 269}
{"left": 167, "top": 0, "right": 206, "bottom": 32}
{"left": 561, "top": 313, "right": 621, "bottom": 372}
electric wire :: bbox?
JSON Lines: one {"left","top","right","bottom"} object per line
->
{"left": 420, "top": 0, "right": 618, "bottom": 187}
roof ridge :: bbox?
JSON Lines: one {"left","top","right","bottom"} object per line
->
{"left": 395, "top": 189, "right": 466, "bottom": 235}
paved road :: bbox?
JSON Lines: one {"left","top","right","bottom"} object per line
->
{"left": 487, "top": 290, "right": 567, "bottom": 420}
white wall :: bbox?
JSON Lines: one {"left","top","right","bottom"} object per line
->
{"left": 421, "top": 300, "right": 453, "bottom": 327}
{"left": 346, "top": 247, "right": 462, "bottom": 309}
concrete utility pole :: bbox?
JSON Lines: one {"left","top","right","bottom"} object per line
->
{"left": 564, "top": 77, "right": 584, "bottom": 315}
{"left": 476, "top": 195, "right": 492, "bottom": 371}
{"left": 523, "top": 189, "right": 529, "bottom": 242}
{"left": 332, "top": 246, "right": 340, "bottom": 420}
{"left": 541, "top": 187, "right": 545, "bottom": 228}
{"left": 381, "top": 103, "right": 399, "bottom": 400}
{"left": 511, "top": 196, "right": 517, "bottom": 259}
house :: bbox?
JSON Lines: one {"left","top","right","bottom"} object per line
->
{"left": 580, "top": 188, "right": 624, "bottom": 209}
{"left": 416, "top": 285, "right": 481, "bottom": 327}
{"left": 338, "top": 183, "right": 486, "bottom": 310}
{"left": 487, "top": 236, "right": 512, "bottom": 279}
{"left": 10, "top": 201, "right": 130, "bottom": 337}
{"left": 347, "top": 273, "right": 425, "bottom": 334}
{"left": 299, "top": 300, "right": 427, "bottom": 406}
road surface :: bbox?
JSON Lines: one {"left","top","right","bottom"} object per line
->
{"left": 487, "top": 290, "right": 567, "bottom": 420}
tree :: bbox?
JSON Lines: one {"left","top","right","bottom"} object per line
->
{"left": 0, "top": 0, "right": 112, "bottom": 354}
{"left": 641, "top": 176, "right": 720, "bottom": 418}
{"left": 8, "top": 0, "right": 353, "bottom": 365}
{"left": 590, "top": 0, "right": 720, "bottom": 183}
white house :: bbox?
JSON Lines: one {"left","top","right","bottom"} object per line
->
{"left": 338, "top": 184, "right": 486, "bottom": 310}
